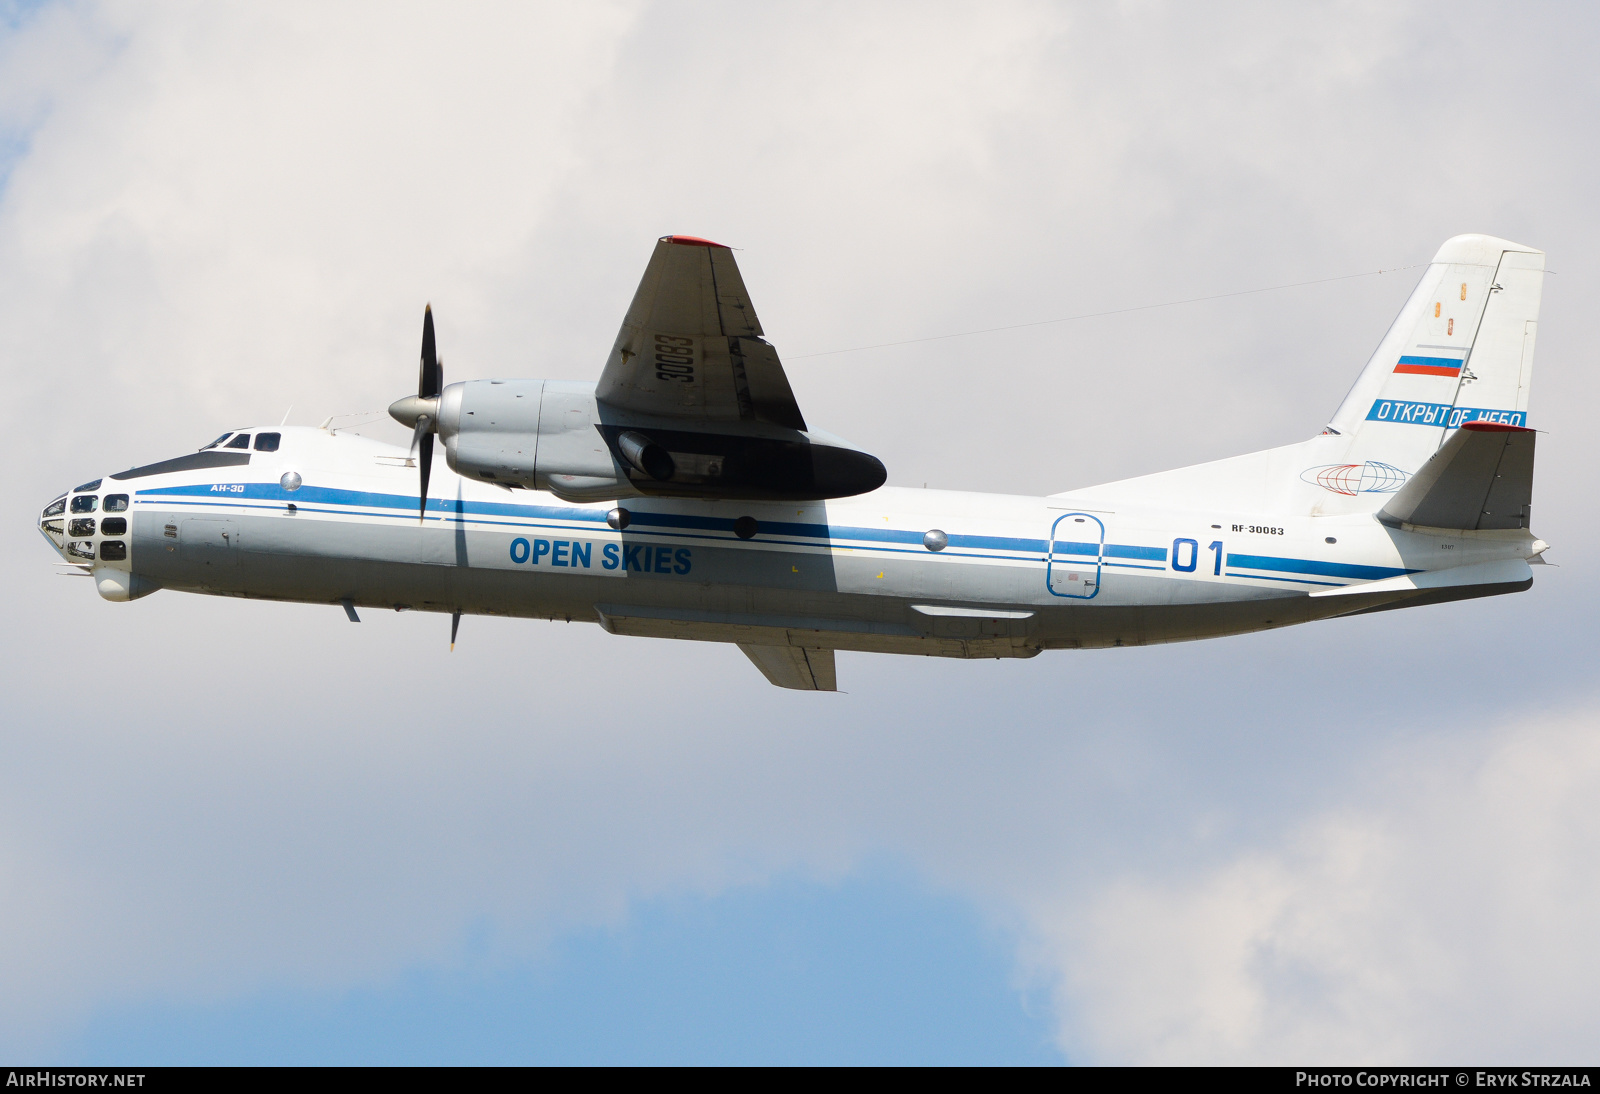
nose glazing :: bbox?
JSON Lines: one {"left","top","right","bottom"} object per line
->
{"left": 39, "top": 492, "right": 68, "bottom": 554}
{"left": 42, "top": 479, "right": 130, "bottom": 565}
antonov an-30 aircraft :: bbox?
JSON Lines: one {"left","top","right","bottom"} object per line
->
{"left": 39, "top": 233, "right": 1547, "bottom": 690}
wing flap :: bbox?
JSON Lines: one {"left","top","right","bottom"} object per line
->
{"left": 1379, "top": 422, "right": 1535, "bottom": 530}
{"left": 738, "top": 643, "right": 837, "bottom": 691}
{"left": 730, "top": 336, "right": 805, "bottom": 431}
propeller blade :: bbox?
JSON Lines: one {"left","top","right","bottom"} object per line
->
{"left": 419, "top": 305, "right": 441, "bottom": 398}
{"left": 417, "top": 424, "right": 433, "bottom": 521}
{"left": 450, "top": 609, "right": 461, "bottom": 651}
{"left": 412, "top": 305, "right": 441, "bottom": 520}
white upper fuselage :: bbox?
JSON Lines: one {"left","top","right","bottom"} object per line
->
{"left": 40, "top": 424, "right": 1541, "bottom": 658}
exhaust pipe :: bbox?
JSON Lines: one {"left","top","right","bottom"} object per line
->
{"left": 616, "top": 431, "right": 675, "bottom": 482}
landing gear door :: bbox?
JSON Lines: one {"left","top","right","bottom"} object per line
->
{"left": 1047, "top": 512, "right": 1104, "bottom": 599}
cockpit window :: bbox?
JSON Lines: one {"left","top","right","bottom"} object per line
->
{"left": 103, "top": 494, "right": 129, "bottom": 512}
{"left": 254, "top": 432, "right": 281, "bottom": 452}
{"left": 70, "top": 495, "right": 98, "bottom": 514}
{"left": 201, "top": 433, "right": 232, "bottom": 450}
{"left": 74, "top": 479, "right": 102, "bottom": 493}
{"left": 42, "top": 496, "right": 66, "bottom": 518}
{"left": 224, "top": 434, "right": 252, "bottom": 449}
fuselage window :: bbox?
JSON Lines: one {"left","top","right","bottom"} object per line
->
{"left": 103, "top": 494, "right": 129, "bottom": 512}
{"left": 224, "top": 434, "right": 252, "bottom": 449}
{"left": 201, "top": 433, "right": 232, "bottom": 450}
{"left": 101, "top": 517, "right": 128, "bottom": 536}
{"left": 42, "top": 496, "right": 66, "bottom": 519}
{"left": 254, "top": 432, "right": 280, "bottom": 452}
{"left": 70, "top": 495, "right": 98, "bottom": 514}
{"left": 99, "top": 541, "right": 127, "bottom": 562}
{"left": 68, "top": 517, "right": 96, "bottom": 537}
{"left": 74, "top": 479, "right": 102, "bottom": 493}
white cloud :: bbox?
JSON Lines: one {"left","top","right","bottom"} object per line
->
{"left": 1042, "top": 707, "right": 1600, "bottom": 1063}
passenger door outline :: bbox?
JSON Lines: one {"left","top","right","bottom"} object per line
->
{"left": 1047, "top": 512, "right": 1103, "bottom": 599}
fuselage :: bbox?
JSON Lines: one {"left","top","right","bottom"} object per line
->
{"left": 39, "top": 425, "right": 1540, "bottom": 660}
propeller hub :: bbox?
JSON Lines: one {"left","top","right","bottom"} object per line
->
{"left": 389, "top": 394, "right": 440, "bottom": 430}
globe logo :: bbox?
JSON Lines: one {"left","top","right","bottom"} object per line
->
{"left": 1299, "top": 462, "right": 1409, "bottom": 496}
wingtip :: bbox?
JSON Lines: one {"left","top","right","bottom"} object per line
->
{"left": 1461, "top": 421, "right": 1535, "bottom": 433}
{"left": 662, "top": 234, "right": 730, "bottom": 249}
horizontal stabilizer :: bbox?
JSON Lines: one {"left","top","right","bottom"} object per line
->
{"left": 738, "top": 643, "right": 837, "bottom": 691}
{"left": 1378, "top": 422, "right": 1535, "bottom": 530}
{"left": 1309, "top": 558, "right": 1532, "bottom": 599}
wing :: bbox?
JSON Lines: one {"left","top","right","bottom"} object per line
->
{"left": 738, "top": 644, "right": 837, "bottom": 691}
{"left": 596, "top": 236, "right": 807, "bottom": 431}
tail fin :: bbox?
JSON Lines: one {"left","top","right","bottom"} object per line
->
{"left": 1055, "top": 234, "right": 1545, "bottom": 517}
{"left": 1328, "top": 234, "right": 1544, "bottom": 474}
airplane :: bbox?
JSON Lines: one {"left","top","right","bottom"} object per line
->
{"left": 37, "top": 233, "right": 1548, "bottom": 690}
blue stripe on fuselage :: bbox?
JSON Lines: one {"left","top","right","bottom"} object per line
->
{"left": 1226, "top": 552, "right": 1415, "bottom": 581}
{"left": 139, "top": 482, "right": 1403, "bottom": 585}
{"left": 137, "top": 482, "right": 1059, "bottom": 553}
{"left": 140, "top": 482, "right": 610, "bottom": 525}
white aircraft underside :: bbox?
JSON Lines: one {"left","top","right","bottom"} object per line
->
{"left": 39, "top": 234, "right": 1549, "bottom": 690}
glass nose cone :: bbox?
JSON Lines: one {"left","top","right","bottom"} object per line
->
{"left": 39, "top": 491, "right": 70, "bottom": 554}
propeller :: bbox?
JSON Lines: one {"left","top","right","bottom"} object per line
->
{"left": 388, "top": 305, "right": 443, "bottom": 521}
{"left": 387, "top": 307, "right": 460, "bottom": 652}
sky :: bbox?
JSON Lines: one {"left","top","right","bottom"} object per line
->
{"left": 3, "top": 0, "right": 1600, "bottom": 1065}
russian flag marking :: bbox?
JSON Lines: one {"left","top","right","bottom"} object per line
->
{"left": 1393, "top": 354, "right": 1464, "bottom": 377}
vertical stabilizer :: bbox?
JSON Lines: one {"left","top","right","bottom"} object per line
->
{"left": 1053, "top": 234, "right": 1546, "bottom": 519}
{"left": 1327, "top": 234, "right": 1543, "bottom": 479}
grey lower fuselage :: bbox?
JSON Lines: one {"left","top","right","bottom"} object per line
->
{"left": 79, "top": 427, "right": 1531, "bottom": 659}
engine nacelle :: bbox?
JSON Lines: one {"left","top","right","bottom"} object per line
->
{"left": 438, "top": 379, "right": 885, "bottom": 502}
{"left": 439, "top": 379, "right": 632, "bottom": 500}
